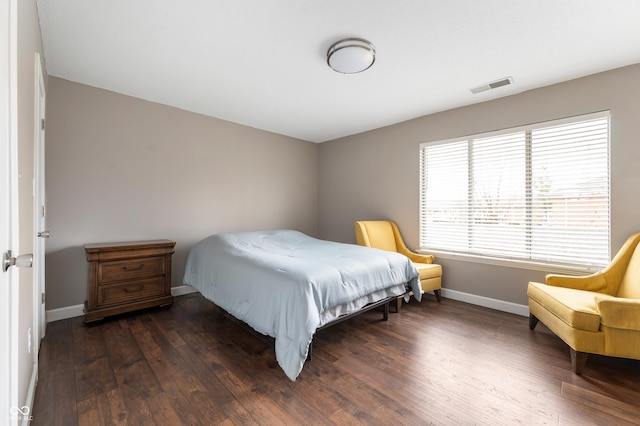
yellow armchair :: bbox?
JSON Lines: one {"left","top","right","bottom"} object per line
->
{"left": 354, "top": 220, "right": 442, "bottom": 302}
{"left": 528, "top": 232, "right": 640, "bottom": 374}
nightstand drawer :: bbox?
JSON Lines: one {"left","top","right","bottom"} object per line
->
{"left": 97, "top": 278, "right": 165, "bottom": 307}
{"left": 98, "top": 256, "right": 165, "bottom": 283}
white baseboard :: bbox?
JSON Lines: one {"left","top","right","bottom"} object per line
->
{"left": 46, "top": 286, "right": 527, "bottom": 322}
{"left": 441, "top": 288, "right": 529, "bottom": 317}
{"left": 170, "top": 285, "right": 199, "bottom": 296}
{"left": 46, "top": 303, "right": 85, "bottom": 323}
{"left": 45, "top": 285, "right": 199, "bottom": 322}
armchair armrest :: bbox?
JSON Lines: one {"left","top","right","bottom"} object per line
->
{"left": 403, "top": 251, "right": 435, "bottom": 264}
{"left": 596, "top": 297, "right": 640, "bottom": 330}
{"left": 546, "top": 271, "right": 607, "bottom": 293}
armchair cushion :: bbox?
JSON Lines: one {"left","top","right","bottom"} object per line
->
{"left": 527, "top": 282, "right": 613, "bottom": 332}
{"left": 414, "top": 263, "right": 442, "bottom": 281}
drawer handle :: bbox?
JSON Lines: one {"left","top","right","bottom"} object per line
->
{"left": 122, "top": 263, "right": 144, "bottom": 271}
{"left": 122, "top": 285, "right": 144, "bottom": 293}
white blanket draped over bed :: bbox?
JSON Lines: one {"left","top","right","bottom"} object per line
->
{"left": 183, "top": 230, "right": 421, "bottom": 380}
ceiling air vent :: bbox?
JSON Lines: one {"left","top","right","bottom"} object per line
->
{"left": 470, "top": 77, "right": 514, "bottom": 94}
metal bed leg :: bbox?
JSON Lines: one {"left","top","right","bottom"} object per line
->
{"left": 308, "top": 294, "right": 401, "bottom": 363}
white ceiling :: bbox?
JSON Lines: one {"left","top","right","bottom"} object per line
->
{"left": 36, "top": 0, "right": 640, "bottom": 143}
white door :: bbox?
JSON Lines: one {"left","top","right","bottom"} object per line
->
{"left": 1, "top": 0, "right": 19, "bottom": 420}
{"left": 34, "top": 54, "right": 47, "bottom": 345}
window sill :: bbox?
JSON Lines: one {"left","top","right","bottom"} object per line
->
{"left": 418, "top": 248, "right": 601, "bottom": 276}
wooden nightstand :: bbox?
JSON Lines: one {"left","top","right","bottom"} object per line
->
{"left": 84, "top": 239, "right": 175, "bottom": 324}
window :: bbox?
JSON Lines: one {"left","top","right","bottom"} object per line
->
{"left": 420, "top": 111, "right": 610, "bottom": 270}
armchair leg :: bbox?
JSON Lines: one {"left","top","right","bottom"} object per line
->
{"left": 434, "top": 289, "right": 442, "bottom": 302}
{"left": 570, "top": 349, "right": 588, "bottom": 375}
{"left": 528, "top": 313, "right": 539, "bottom": 330}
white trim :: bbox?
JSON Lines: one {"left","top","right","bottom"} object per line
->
{"left": 441, "top": 288, "right": 529, "bottom": 317}
{"left": 0, "top": 0, "right": 12, "bottom": 418}
{"left": 171, "top": 285, "right": 199, "bottom": 297}
{"left": 33, "top": 52, "right": 46, "bottom": 346}
{"left": 45, "top": 285, "right": 200, "bottom": 322}
{"left": 21, "top": 368, "right": 37, "bottom": 426}
{"left": 45, "top": 304, "right": 84, "bottom": 323}
{"left": 45, "top": 286, "right": 528, "bottom": 322}
{"left": 3, "top": 0, "right": 20, "bottom": 420}
{"left": 422, "top": 248, "right": 592, "bottom": 275}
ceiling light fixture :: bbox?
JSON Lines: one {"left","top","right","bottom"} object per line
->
{"left": 327, "top": 38, "right": 376, "bottom": 74}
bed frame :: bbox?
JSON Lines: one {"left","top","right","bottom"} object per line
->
{"left": 306, "top": 291, "right": 408, "bottom": 360}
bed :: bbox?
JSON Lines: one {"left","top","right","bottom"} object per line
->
{"left": 183, "top": 229, "right": 421, "bottom": 380}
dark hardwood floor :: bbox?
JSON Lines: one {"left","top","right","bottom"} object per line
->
{"left": 32, "top": 293, "right": 640, "bottom": 425}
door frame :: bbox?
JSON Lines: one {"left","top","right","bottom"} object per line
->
{"left": 33, "top": 53, "right": 46, "bottom": 347}
{"left": 1, "top": 0, "right": 20, "bottom": 421}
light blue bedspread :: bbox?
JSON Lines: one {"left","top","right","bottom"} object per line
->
{"left": 183, "top": 229, "right": 420, "bottom": 380}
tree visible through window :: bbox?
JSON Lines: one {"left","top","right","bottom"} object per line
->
{"left": 420, "top": 112, "right": 610, "bottom": 270}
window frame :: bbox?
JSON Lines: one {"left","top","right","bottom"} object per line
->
{"left": 419, "top": 111, "right": 611, "bottom": 274}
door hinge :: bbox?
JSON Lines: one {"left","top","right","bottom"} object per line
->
{"left": 41, "top": 293, "right": 45, "bottom": 304}
{"left": 41, "top": 119, "right": 45, "bottom": 130}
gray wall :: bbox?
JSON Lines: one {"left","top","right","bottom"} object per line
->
{"left": 318, "top": 64, "right": 640, "bottom": 306}
{"left": 45, "top": 77, "right": 318, "bottom": 310}
{"left": 46, "top": 64, "right": 640, "bottom": 312}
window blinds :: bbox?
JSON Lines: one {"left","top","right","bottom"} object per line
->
{"left": 420, "top": 111, "right": 610, "bottom": 269}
